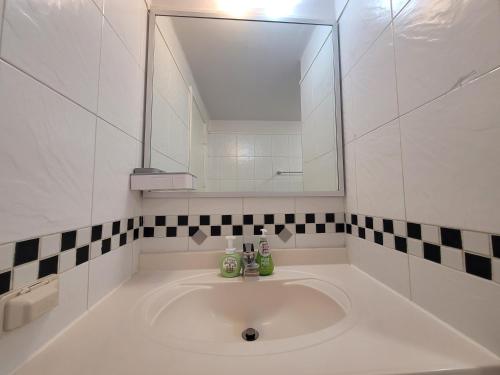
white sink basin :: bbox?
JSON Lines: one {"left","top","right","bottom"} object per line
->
{"left": 134, "top": 270, "right": 357, "bottom": 355}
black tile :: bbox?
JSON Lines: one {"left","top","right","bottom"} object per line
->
{"left": 374, "top": 231, "right": 383, "bottom": 245}
{"left": 423, "top": 243, "right": 441, "bottom": 264}
{"left": 166, "top": 227, "right": 177, "bottom": 237}
{"left": 200, "top": 215, "right": 210, "bottom": 226}
{"left": 316, "top": 224, "right": 325, "bottom": 233}
{"left": 155, "top": 216, "right": 166, "bottom": 226}
{"left": 139, "top": 216, "right": 144, "bottom": 227}
{"left": 254, "top": 225, "right": 264, "bottom": 235}
{"left": 285, "top": 214, "right": 295, "bottom": 224}
{"left": 143, "top": 227, "right": 154, "bottom": 237}
{"left": 38, "top": 255, "right": 58, "bottom": 278}
{"left": 493, "top": 235, "right": 500, "bottom": 258}
{"left": 61, "top": 231, "right": 76, "bottom": 251}
{"left": 120, "top": 233, "right": 127, "bottom": 246}
{"left": 133, "top": 228, "right": 139, "bottom": 240}
{"left": 296, "top": 224, "right": 305, "bottom": 234}
{"left": 14, "top": 239, "right": 39, "bottom": 266}
{"left": 101, "top": 238, "right": 111, "bottom": 254}
{"left": 440, "top": 227, "right": 462, "bottom": 249}
{"left": 112, "top": 221, "right": 120, "bottom": 235}
{"left": 383, "top": 219, "right": 394, "bottom": 234}
{"left": 76, "top": 246, "right": 89, "bottom": 265}
{"left": 305, "top": 214, "right": 315, "bottom": 223}
{"left": 0, "top": 271, "right": 11, "bottom": 295}
{"left": 232, "top": 225, "right": 243, "bottom": 236}
{"left": 465, "top": 253, "right": 492, "bottom": 280}
{"left": 325, "top": 213, "right": 335, "bottom": 223}
{"left": 336, "top": 223, "right": 345, "bottom": 233}
{"left": 407, "top": 222, "right": 422, "bottom": 240}
{"left": 264, "top": 214, "right": 274, "bottom": 225}
{"left": 275, "top": 225, "right": 285, "bottom": 235}
{"left": 243, "top": 215, "right": 253, "bottom": 225}
{"left": 221, "top": 215, "right": 232, "bottom": 225}
{"left": 178, "top": 216, "right": 188, "bottom": 226}
{"left": 127, "top": 218, "right": 134, "bottom": 231}
{"left": 351, "top": 214, "right": 358, "bottom": 226}
{"left": 365, "top": 216, "right": 374, "bottom": 229}
{"left": 358, "top": 227, "right": 366, "bottom": 239}
{"left": 346, "top": 224, "right": 352, "bottom": 234}
{"left": 395, "top": 236, "right": 407, "bottom": 253}
{"left": 189, "top": 226, "right": 199, "bottom": 237}
{"left": 211, "top": 226, "right": 221, "bottom": 236}
{"left": 91, "top": 225, "right": 103, "bottom": 242}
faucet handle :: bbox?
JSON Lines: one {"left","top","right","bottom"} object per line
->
{"left": 243, "top": 243, "right": 254, "bottom": 253}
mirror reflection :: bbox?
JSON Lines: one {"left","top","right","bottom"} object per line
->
{"left": 149, "top": 16, "right": 340, "bottom": 193}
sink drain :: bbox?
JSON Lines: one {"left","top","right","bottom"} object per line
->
{"left": 242, "top": 328, "right": 259, "bottom": 341}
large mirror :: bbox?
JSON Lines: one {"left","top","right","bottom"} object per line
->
{"left": 145, "top": 15, "right": 343, "bottom": 194}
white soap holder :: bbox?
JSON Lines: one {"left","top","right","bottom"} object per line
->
{"left": 0, "top": 275, "right": 59, "bottom": 335}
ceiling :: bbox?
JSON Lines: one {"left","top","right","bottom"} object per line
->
{"left": 170, "top": 17, "right": 316, "bottom": 121}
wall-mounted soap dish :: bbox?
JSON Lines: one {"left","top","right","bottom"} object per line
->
{"left": 0, "top": 275, "right": 59, "bottom": 335}
{"left": 130, "top": 168, "right": 197, "bottom": 191}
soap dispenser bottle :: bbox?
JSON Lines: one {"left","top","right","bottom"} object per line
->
{"left": 256, "top": 229, "right": 274, "bottom": 276}
{"left": 220, "top": 236, "right": 241, "bottom": 278}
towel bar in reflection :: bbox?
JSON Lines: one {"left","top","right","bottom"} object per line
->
{"left": 276, "top": 171, "right": 304, "bottom": 175}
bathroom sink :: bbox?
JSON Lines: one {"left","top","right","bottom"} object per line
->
{"left": 134, "top": 270, "right": 357, "bottom": 355}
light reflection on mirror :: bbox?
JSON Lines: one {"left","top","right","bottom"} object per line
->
{"left": 149, "top": 16, "right": 339, "bottom": 193}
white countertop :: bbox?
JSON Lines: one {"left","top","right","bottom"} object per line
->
{"left": 15, "top": 264, "right": 500, "bottom": 375}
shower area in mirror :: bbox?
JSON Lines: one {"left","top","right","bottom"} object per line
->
{"left": 147, "top": 16, "right": 342, "bottom": 194}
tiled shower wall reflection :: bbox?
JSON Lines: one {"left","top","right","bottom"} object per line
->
{"left": 335, "top": 0, "right": 500, "bottom": 356}
{"left": 0, "top": 1, "right": 148, "bottom": 373}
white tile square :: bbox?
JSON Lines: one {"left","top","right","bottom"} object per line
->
{"left": 76, "top": 227, "right": 91, "bottom": 247}
{"left": 102, "top": 222, "right": 113, "bottom": 239}
{"left": 59, "top": 249, "right": 76, "bottom": 272}
{"left": 143, "top": 216, "right": 155, "bottom": 227}
{"left": 0, "top": 243, "right": 14, "bottom": 271}
{"left": 383, "top": 233, "right": 395, "bottom": 249}
{"left": 421, "top": 225, "right": 440, "bottom": 244}
{"left": 40, "top": 234, "right": 61, "bottom": 259}
{"left": 254, "top": 135, "right": 272, "bottom": 156}
{"left": 237, "top": 135, "right": 254, "bottom": 157}
{"left": 111, "top": 235, "right": 120, "bottom": 250}
{"left": 243, "top": 198, "right": 294, "bottom": 214}
{"left": 394, "top": 220, "right": 407, "bottom": 237}
{"left": 154, "top": 227, "right": 165, "bottom": 238}
{"left": 492, "top": 258, "right": 500, "bottom": 284}
{"left": 90, "top": 242, "right": 101, "bottom": 259}
{"left": 407, "top": 238, "right": 423, "bottom": 257}
{"left": 440, "top": 246, "right": 464, "bottom": 271}
{"left": 462, "top": 231, "right": 490, "bottom": 256}
{"left": 13, "top": 261, "right": 38, "bottom": 289}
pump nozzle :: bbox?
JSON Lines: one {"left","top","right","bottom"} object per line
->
{"left": 260, "top": 228, "right": 267, "bottom": 237}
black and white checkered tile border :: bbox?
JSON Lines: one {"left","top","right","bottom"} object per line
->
{"left": 142, "top": 212, "right": 346, "bottom": 240}
{"left": 346, "top": 213, "right": 500, "bottom": 284}
{"left": 0, "top": 216, "right": 144, "bottom": 296}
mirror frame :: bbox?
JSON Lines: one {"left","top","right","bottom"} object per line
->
{"left": 143, "top": 10, "right": 345, "bottom": 197}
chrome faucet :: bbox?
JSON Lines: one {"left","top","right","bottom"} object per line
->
{"left": 242, "top": 243, "right": 259, "bottom": 277}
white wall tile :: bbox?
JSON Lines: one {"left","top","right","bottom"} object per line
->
{"left": 391, "top": 0, "right": 410, "bottom": 17}
{"left": 12, "top": 262, "right": 38, "bottom": 289}
{"left": 440, "top": 247, "right": 463, "bottom": 271}
{"left": 40, "top": 234, "right": 61, "bottom": 259}
{"left": 1, "top": 0, "right": 102, "bottom": 112}
{"left": 189, "top": 198, "right": 242, "bottom": 215}
{"left": 98, "top": 20, "right": 144, "bottom": 141}
{"left": 254, "top": 135, "right": 272, "bottom": 156}
{"left": 243, "top": 198, "right": 294, "bottom": 214}
{"left": 88, "top": 244, "right": 133, "bottom": 307}
{"left": 344, "top": 143, "right": 358, "bottom": 213}
{"left": 0, "top": 264, "right": 89, "bottom": 375}
{"left": 355, "top": 120, "right": 406, "bottom": 220}
{"left": 462, "top": 231, "right": 491, "bottom": 257}
{"left": 76, "top": 227, "right": 91, "bottom": 248}
{"left": 142, "top": 237, "right": 188, "bottom": 253}
{"left": 142, "top": 198, "right": 188, "bottom": 216}
{"left": 344, "top": 26, "right": 399, "bottom": 140}
{"left": 103, "top": 0, "right": 148, "bottom": 69}
{"left": 493, "top": 259, "right": 500, "bottom": 284}
{"left": 410, "top": 255, "right": 500, "bottom": 356}
{"left": 59, "top": 249, "right": 76, "bottom": 272}
{"left": 348, "top": 236, "right": 411, "bottom": 298}
{"left": 394, "top": 0, "right": 500, "bottom": 114}
{"left": 295, "top": 233, "right": 345, "bottom": 248}
{"left": 295, "top": 197, "right": 344, "bottom": 213}
{"left": 339, "top": 0, "right": 392, "bottom": 77}
{"left": 400, "top": 68, "right": 500, "bottom": 233}
{"left": 91, "top": 120, "right": 142, "bottom": 225}
{"left": 0, "top": 243, "right": 14, "bottom": 271}
{"left": 0, "top": 61, "right": 95, "bottom": 244}
{"left": 237, "top": 135, "right": 254, "bottom": 157}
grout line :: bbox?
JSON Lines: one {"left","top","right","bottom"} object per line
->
{"left": 0, "top": 0, "right": 6, "bottom": 52}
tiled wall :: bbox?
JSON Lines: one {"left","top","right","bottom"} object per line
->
{"left": 0, "top": 0, "right": 147, "bottom": 373}
{"left": 206, "top": 122, "right": 303, "bottom": 192}
{"left": 336, "top": 0, "right": 500, "bottom": 355}
{"left": 142, "top": 197, "right": 345, "bottom": 252}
